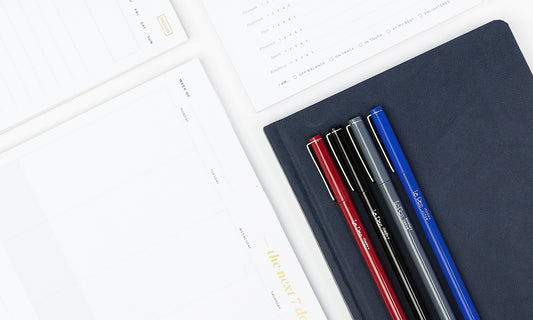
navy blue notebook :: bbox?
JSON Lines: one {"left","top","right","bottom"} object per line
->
{"left": 264, "top": 21, "right": 533, "bottom": 319}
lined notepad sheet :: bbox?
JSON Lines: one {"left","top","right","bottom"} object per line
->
{"left": 203, "top": 0, "right": 481, "bottom": 110}
{"left": 0, "top": 0, "right": 187, "bottom": 132}
{"left": 0, "top": 59, "right": 326, "bottom": 320}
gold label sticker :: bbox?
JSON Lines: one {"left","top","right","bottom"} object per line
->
{"left": 157, "top": 14, "right": 173, "bottom": 36}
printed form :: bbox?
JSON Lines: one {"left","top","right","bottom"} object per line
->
{"left": 203, "top": 0, "right": 481, "bottom": 110}
{"left": 0, "top": 60, "right": 326, "bottom": 320}
{"left": 0, "top": 0, "right": 187, "bottom": 132}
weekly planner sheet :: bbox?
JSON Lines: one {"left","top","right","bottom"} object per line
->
{"left": 0, "top": 60, "right": 326, "bottom": 319}
{"left": 203, "top": 0, "right": 481, "bottom": 110}
{"left": 0, "top": 0, "right": 186, "bottom": 132}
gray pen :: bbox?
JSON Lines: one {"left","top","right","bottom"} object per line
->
{"left": 347, "top": 116, "right": 456, "bottom": 320}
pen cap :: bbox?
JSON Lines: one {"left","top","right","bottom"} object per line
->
{"left": 327, "top": 128, "right": 372, "bottom": 195}
{"left": 369, "top": 107, "right": 410, "bottom": 178}
{"left": 308, "top": 135, "right": 351, "bottom": 203}
{"left": 347, "top": 117, "right": 392, "bottom": 185}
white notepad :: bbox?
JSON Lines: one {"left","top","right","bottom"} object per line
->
{"left": 203, "top": 0, "right": 481, "bottom": 110}
{"left": 0, "top": 0, "right": 187, "bottom": 132}
{"left": 0, "top": 59, "right": 325, "bottom": 320}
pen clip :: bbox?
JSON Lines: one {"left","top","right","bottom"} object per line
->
{"left": 345, "top": 124, "right": 375, "bottom": 183}
{"left": 366, "top": 113, "right": 395, "bottom": 173}
{"left": 326, "top": 129, "right": 354, "bottom": 192}
{"left": 306, "top": 141, "right": 335, "bottom": 201}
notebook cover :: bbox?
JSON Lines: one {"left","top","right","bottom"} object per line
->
{"left": 264, "top": 20, "right": 533, "bottom": 319}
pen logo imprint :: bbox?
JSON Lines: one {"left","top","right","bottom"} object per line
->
{"left": 352, "top": 221, "right": 370, "bottom": 250}
{"left": 393, "top": 201, "right": 412, "bottom": 231}
{"left": 413, "top": 190, "right": 432, "bottom": 221}
{"left": 371, "top": 209, "right": 390, "bottom": 240}
{"left": 413, "top": 190, "right": 424, "bottom": 208}
{"left": 158, "top": 14, "right": 174, "bottom": 36}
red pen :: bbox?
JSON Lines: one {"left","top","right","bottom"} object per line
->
{"left": 307, "top": 134, "right": 407, "bottom": 320}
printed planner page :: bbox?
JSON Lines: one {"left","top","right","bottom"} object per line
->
{"left": 0, "top": 0, "right": 187, "bottom": 132}
{"left": 203, "top": 0, "right": 481, "bottom": 110}
{"left": 0, "top": 59, "right": 326, "bottom": 320}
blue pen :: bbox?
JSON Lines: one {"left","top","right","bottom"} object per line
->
{"left": 368, "top": 106, "right": 480, "bottom": 320}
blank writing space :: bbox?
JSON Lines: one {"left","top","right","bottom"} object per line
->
{"left": 78, "top": 217, "right": 247, "bottom": 320}
{"left": 39, "top": 0, "right": 86, "bottom": 78}
{"left": 20, "top": 0, "right": 72, "bottom": 88}
{"left": 4, "top": 0, "right": 50, "bottom": 101}
{"left": 51, "top": 0, "right": 111, "bottom": 70}
{"left": 0, "top": 71, "right": 14, "bottom": 116}
{"left": 48, "top": 156, "right": 220, "bottom": 279}
{"left": 31, "top": 290, "right": 94, "bottom": 320}
{"left": 0, "top": 4, "right": 34, "bottom": 108}
{"left": 0, "top": 163, "right": 46, "bottom": 242}
{"left": 3, "top": 222, "right": 93, "bottom": 315}
{"left": 0, "top": 304, "right": 8, "bottom": 319}
{"left": 162, "top": 265, "right": 277, "bottom": 319}
{"left": 0, "top": 245, "right": 39, "bottom": 320}
{"left": 85, "top": 0, "right": 139, "bottom": 61}
{"left": 20, "top": 92, "right": 191, "bottom": 219}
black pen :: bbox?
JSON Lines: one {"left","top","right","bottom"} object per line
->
{"left": 326, "top": 127, "right": 429, "bottom": 320}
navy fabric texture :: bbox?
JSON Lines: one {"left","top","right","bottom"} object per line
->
{"left": 264, "top": 21, "right": 533, "bottom": 319}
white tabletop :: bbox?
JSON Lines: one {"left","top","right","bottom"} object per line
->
{"left": 0, "top": 0, "right": 531, "bottom": 319}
